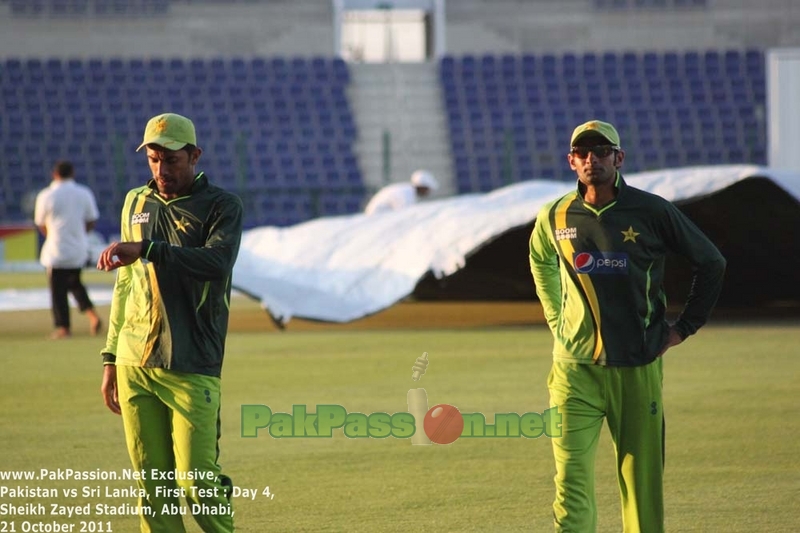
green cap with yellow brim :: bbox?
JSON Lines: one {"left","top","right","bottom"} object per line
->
{"left": 570, "top": 120, "right": 620, "bottom": 147}
{"left": 136, "top": 113, "right": 197, "bottom": 152}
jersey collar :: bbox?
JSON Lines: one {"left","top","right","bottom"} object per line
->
{"left": 576, "top": 171, "right": 625, "bottom": 216}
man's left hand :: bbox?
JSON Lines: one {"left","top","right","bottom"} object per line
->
{"left": 658, "top": 326, "right": 684, "bottom": 357}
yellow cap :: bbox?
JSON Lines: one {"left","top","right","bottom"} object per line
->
{"left": 136, "top": 113, "right": 197, "bottom": 152}
{"left": 570, "top": 120, "right": 620, "bottom": 147}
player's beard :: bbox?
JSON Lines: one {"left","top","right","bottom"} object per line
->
{"left": 154, "top": 173, "right": 193, "bottom": 199}
{"left": 579, "top": 165, "right": 616, "bottom": 187}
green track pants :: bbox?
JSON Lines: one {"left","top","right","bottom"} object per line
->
{"left": 548, "top": 359, "right": 665, "bottom": 533}
{"left": 117, "top": 366, "right": 235, "bottom": 533}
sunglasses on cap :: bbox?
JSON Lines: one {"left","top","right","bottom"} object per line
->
{"left": 570, "top": 145, "right": 620, "bottom": 159}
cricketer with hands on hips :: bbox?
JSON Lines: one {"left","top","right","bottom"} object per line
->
{"left": 529, "top": 119, "right": 726, "bottom": 532}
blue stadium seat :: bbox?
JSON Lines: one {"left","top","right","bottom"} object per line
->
{"left": 703, "top": 50, "right": 721, "bottom": 78}
{"left": 441, "top": 49, "right": 767, "bottom": 191}
{"left": 749, "top": 147, "right": 766, "bottom": 164}
{"left": 581, "top": 53, "right": 599, "bottom": 78}
{"left": 599, "top": 52, "right": 618, "bottom": 77}
{"left": 683, "top": 51, "right": 700, "bottom": 78}
{"left": 642, "top": 52, "right": 658, "bottom": 77}
{"left": 663, "top": 51, "right": 679, "bottom": 77}
{"left": 726, "top": 147, "right": 745, "bottom": 163}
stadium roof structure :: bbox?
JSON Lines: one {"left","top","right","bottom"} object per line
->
{"left": 233, "top": 164, "right": 800, "bottom": 325}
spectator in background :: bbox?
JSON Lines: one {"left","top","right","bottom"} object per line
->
{"left": 34, "top": 160, "right": 102, "bottom": 339}
{"left": 364, "top": 169, "right": 439, "bottom": 215}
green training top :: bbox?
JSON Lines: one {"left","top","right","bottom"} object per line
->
{"left": 529, "top": 173, "right": 726, "bottom": 367}
{"left": 101, "top": 172, "right": 243, "bottom": 377}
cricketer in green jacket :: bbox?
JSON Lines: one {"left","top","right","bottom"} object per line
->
{"left": 98, "top": 113, "right": 242, "bottom": 533}
{"left": 101, "top": 170, "right": 242, "bottom": 377}
{"left": 529, "top": 170, "right": 725, "bottom": 367}
{"left": 529, "top": 120, "right": 725, "bottom": 533}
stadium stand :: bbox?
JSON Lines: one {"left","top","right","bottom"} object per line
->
{"left": 594, "top": 0, "right": 708, "bottom": 8}
{"left": 0, "top": 48, "right": 770, "bottom": 223}
{"left": 0, "top": 0, "right": 791, "bottom": 235}
{"left": 440, "top": 49, "right": 767, "bottom": 193}
{"left": 8, "top": 0, "right": 170, "bottom": 17}
{"left": 0, "top": 55, "right": 365, "bottom": 229}
{"left": 0, "top": 47, "right": 769, "bottom": 224}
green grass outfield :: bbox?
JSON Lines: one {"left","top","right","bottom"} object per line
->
{"left": 1, "top": 306, "right": 798, "bottom": 532}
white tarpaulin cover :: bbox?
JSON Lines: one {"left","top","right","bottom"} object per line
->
{"left": 231, "top": 165, "right": 800, "bottom": 325}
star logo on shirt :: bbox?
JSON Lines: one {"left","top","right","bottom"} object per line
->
{"left": 174, "top": 217, "right": 192, "bottom": 233}
{"left": 621, "top": 226, "right": 640, "bottom": 243}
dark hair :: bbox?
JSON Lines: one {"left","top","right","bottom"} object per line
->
{"left": 147, "top": 144, "right": 197, "bottom": 156}
{"left": 53, "top": 160, "right": 74, "bottom": 178}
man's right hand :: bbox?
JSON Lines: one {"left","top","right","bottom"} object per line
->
{"left": 101, "top": 365, "right": 121, "bottom": 415}
{"left": 97, "top": 241, "right": 142, "bottom": 272}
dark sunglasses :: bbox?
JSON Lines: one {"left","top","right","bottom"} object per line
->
{"left": 570, "top": 145, "right": 619, "bottom": 159}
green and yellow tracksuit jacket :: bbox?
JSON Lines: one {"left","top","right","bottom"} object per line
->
{"left": 101, "top": 172, "right": 243, "bottom": 377}
{"left": 529, "top": 173, "right": 726, "bottom": 367}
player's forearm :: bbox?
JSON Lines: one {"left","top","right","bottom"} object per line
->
{"left": 101, "top": 268, "right": 131, "bottom": 360}
{"left": 674, "top": 256, "right": 726, "bottom": 338}
{"left": 529, "top": 216, "right": 562, "bottom": 324}
{"left": 530, "top": 257, "right": 562, "bottom": 333}
{"left": 144, "top": 240, "right": 240, "bottom": 281}
{"left": 142, "top": 203, "right": 242, "bottom": 280}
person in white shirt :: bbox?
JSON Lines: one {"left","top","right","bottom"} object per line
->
{"left": 364, "top": 169, "right": 440, "bottom": 215}
{"left": 34, "top": 160, "right": 102, "bottom": 339}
